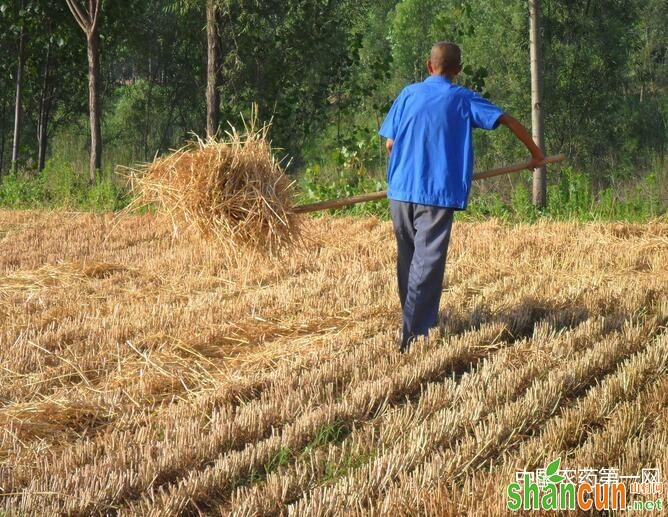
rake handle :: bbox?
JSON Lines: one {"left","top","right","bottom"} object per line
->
{"left": 292, "top": 154, "right": 566, "bottom": 214}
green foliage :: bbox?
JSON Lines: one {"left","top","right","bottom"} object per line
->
{"left": 546, "top": 167, "right": 593, "bottom": 220}
{"left": 85, "top": 171, "right": 128, "bottom": 212}
{"left": 305, "top": 421, "right": 352, "bottom": 451}
{"left": 0, "top": 172, "right": 46, "bottom": 208}
{"left": 263, "top": 447, "right": 293, "bottom": 477}
{"left": 390, "top": 0, "right": 487, "bottom": 91}
{"left": 105, "top": 79, "right": 178, "bottom": 165}
{"left": 510, "top": 178, "right": 539, "bottom": 223}
{"left": 215, "top": 0, "right": 368, "bottom": 160}
{"left": 41, "top": 156, "right": 86, "bottom": 205}
{"left": 0, "top": 0, "right": 664, "bottom": 221}
{"left": 465, "top": 167, "right": 666, "bottom": 223}
{"left": 323, "top": 450, "right": 377, "bottom": 483}
{"left": 0, "top": 159, "right": 129, "bottom": 211}
{"left": 542, "top": 166, "right": 664, "bottom": 222}
{"left": 301, "top": 126, "right": 388, "bottom": 214}
{"left": 297, "top": 164, "right": 389, "bottom": 219}
{"left": 464, "top": 191, "right": 509, "bottom": 221}
{"left": 390, "top": 0, "right": 439, "bottom": 83}
{"left": 229, "top": 420, "right": 362, "bottom": 491}
{"left": 298, "top": 163, "right": 664, "bottom": 223}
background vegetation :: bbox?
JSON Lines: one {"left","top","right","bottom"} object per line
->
{"left": 0, "top": 0, "right": 666, "bottom": 221}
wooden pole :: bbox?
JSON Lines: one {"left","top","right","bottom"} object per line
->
{"left": 292, "top": 154, "right": 565, "bottom": 214}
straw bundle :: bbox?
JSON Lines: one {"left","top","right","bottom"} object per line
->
{"left": 129, "top": 122, "right": 298, "bottom": 254}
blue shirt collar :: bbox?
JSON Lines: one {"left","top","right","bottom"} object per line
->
{"left": 424, "top": 75, "right": 452, "bottom": 85}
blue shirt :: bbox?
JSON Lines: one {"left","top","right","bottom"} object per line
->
{"left": 379, "top": 75, "right": 504, "bottom": 209}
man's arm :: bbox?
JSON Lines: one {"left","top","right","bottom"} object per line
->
{"left": 498, "top": 114, "right": 545, "bottom": 169}
{"left": 386, "top": 138, "right": 394, "bottom": 154}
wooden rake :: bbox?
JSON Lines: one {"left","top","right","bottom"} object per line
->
{"left": 293, "top": 154, "right": 566, "bottom": 214}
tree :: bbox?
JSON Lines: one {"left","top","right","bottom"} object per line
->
{"left": 529, "top": 0, "right": 546, "bottom": 208}
{"left": 206, "top": 0, "right": 220, "bottom": 138}
{"left": 26, "top": 1, "right": 88, "bottom": 173}
{"left": 65, "top": 0, "right": 102, "bottom": 183}
{"left": 10, "top": 0, "right": 26, "bottom": 173}
{"left": 215, "top": 0, "right": 369, "bottom": 159}
{"left": 0, "top": 14, "right": 13, "bottom": 174}
{"left": 0, "top": 90, "right": 6, "bottom": 174}
{"left": 36, "top": 38, "right": 50, "bottom": 171}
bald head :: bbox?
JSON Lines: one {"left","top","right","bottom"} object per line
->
{"left": 429, "top": 41, "right": 462, "bottom": 76}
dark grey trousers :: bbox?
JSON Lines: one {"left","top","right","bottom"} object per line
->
{"left": 389, "top": 199, "right": 455, "bottom": 349}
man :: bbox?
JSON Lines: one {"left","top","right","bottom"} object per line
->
{"left": 380, "top": 41, "right": 545, "bottom": 352}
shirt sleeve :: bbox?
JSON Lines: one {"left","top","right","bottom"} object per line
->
{"left": 379, "top": 89, "right": 407, "bottom": 140}
{"left": 470, "top": 92, "right": 505, "bottom": 130}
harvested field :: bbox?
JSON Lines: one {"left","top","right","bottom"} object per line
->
{"left": 0, "top": 209, "right": 666, "bottom": 515}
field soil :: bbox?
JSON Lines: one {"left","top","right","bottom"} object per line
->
{"left": 1, "top": 210, "right": 666, "bottom": 515}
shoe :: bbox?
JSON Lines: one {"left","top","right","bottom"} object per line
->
{"left": 393, "top": 328, "right": 407, "bottom": 353}
{"left": 399, "top": 334, "right": 418, "bottom": 354}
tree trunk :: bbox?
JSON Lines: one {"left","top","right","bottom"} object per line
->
{"left": 65, "top": 0, "right": 103, "bottom": 183}
{"left": 87, "top": 29, "right": 102, "bottom": 183}
{"left": 0, "top": 96, "right": 6, "bottom": 176}
{"left": 11, "top": 24, "right": 26, "bottom": 172}
{"left": 206, "top": 0, "right": 220, "bottom": 138}
{"left": 529, "top": 0, "right": 547, "bottom": 208}
{"left": 143, "top": 78, "right": 154, "bottom": 160}
{"left": 37, "top": 43, "right": 52, "bottom": 172}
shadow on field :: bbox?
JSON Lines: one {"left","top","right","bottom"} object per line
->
{"left": 438, "top": 296, "right": 630, "bottom": 342}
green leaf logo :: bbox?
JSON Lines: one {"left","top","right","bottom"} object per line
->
{"left": 544, "top": 457, "right": 565, "bottom": 484}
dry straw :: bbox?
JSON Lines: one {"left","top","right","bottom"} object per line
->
{"left": 2, "top": 210, "right": 666, "bottom": 515}
{"left": 125, "top": 110, "right": 299, "bottom": 255}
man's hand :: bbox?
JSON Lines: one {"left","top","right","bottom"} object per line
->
{"left": 527, "top": 153, "right": 546, "bottom": 171}
{"left": 498, "top": 115, "right": 545, "bottom": 169}
{"left": 386, "top": 138, "right": 394, "bottom": 154}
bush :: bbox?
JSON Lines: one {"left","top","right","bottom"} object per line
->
{"left": 297, "top": 163, "right": 665, "bottom": 223}
{"left": 0, "top": 171, "right": 46, "bottom": 208}
{"left": 84, "top": 170, "right": 129, "bottom": 212}
{"left": 546, "top": 166, "right": 594, "bottom": 220}
{"left": 463, "top": 191, "right": 510, "bottom": 221}
{"left": 0, "top": 160, "right": 130, "bottom": 211}
{"left": 510, "top": 181, "right": 539, "bottom": 223}
{"left": 42, "top": 157, "right": 87, "bottom": 206}
{"left": 298, "top": 134, "right": 390, "bottom": 218}
{"left": 297, "top": 164, "right": 389, "bottom": 218}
